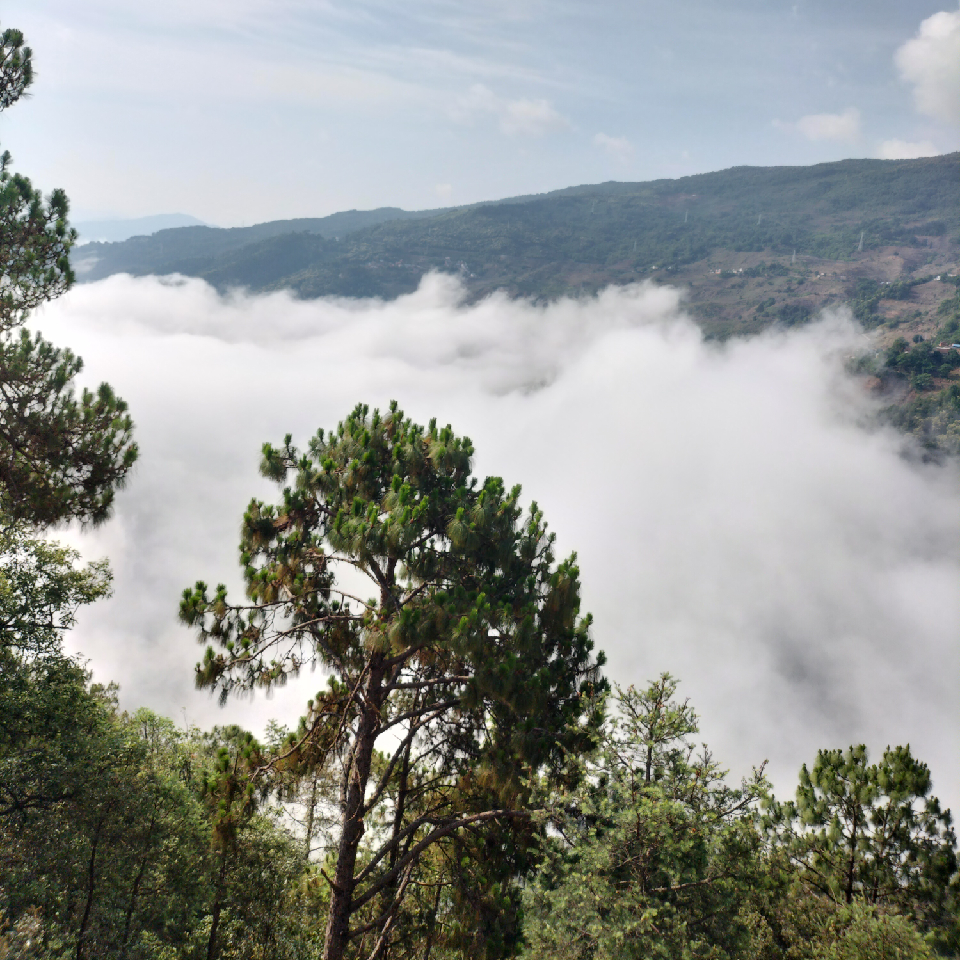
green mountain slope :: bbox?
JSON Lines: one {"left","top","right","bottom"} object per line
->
{"left": 76, "top": 155, "right": 957, "bottom": 324}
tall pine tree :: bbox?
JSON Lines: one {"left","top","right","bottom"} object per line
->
{"left": 181, "top": 402, "right": 607, "bottom": 960}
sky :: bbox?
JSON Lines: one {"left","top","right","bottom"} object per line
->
{"left": 35, "top": 276, "right": 960, "bottom": 806}
{"left": 2, "top": 0, "right": 959, "bottom": 225}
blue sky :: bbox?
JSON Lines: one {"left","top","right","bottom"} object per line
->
{"left": 3, "top": 0, "right": 958, "bottom": 226}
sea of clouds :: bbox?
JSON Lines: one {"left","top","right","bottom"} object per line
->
{"left": 32, "top": 273, "right": 960, "bottom": 805}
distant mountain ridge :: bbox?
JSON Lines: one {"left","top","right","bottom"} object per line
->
{"left": 73, "top": 153, "right": 957, "bottom": 329}
{"left": 73, "top": 206, "right": 449, "bottom": 280}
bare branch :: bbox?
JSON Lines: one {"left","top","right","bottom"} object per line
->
{"left": 353, "top": 809, "right": 529, "bottom": 909}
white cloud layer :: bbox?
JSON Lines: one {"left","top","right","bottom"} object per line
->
{"left": 594, "top": 132, "right": 634, "bottom": 162}
{"left": 452, "top": 84, "right": 571, "bottom": 137}
{"left": 34, "top": 275, "right": 960, "bottom": 805}
{"left": 896, "top": 5, "right": 960, "bottom": 128}
{"left": 877, "top": 139, "right": 939, "bottom": 160}
{"left": 794, "top": 107, "right": 861, "bottom": 143}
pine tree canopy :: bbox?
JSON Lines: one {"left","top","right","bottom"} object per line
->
{"left": 522, "top": 678, "right": 769, "bottom": 960}
{"left": 0, "top": 26, "right": 72, "bottom": 333}
{"left": 0, "top": 332, "right": 137, "bottom": 526}
{"left": 0, "top": 150, "right": 74, "bottom": 332}
{"left": 764, "top": 743, "right": 959, "bottom": 944}
{"left": 0, "top": 28, "right": 31, "bottom": 112}
{"left": 181, "top": 401, "right": 607, "bottom": 960}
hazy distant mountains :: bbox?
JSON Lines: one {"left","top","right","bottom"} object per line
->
{"left": 73, "top": 154, "right": 958, "bottom": 338}
{"left": 74, "top": 214, "right": 207, "bottom": 244}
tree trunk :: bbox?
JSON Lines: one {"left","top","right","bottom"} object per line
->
{"left": 421, "top": 881, "right": 443, "bottom": 960}
{"left": 372, "top": 738, "right": 412, "bottom": 960}
{"left": 323, "top": 655, "right": 385, "bottom": 960}
{"left": 120, "top": 811, "right": 158, "bottom": 957}
{"left": 844, "top": 808, "right": 859, "bottom": 904}
{"left": 207, "top": 847, "right": 229, "bottom": 960}
{"left": 304, "top": 771, "right": 319, "bottom": 863}
{"left": 389, "top": 739, "right": 411, "bottom": 872}
{"left": 76, "top": 818, "right": 102, "bottom": 960}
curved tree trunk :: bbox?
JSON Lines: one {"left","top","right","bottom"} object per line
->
{"left": 323, "top": 655, "right": 385, "bottom": 960}
{"left": 207, "top": 847, "right": 229, "bottom": 960}
{"left": 76, "top": 818, "right": 103, "bottom": 960}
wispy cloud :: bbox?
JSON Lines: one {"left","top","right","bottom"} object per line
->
{"left": 784, "top": 107, "right": 861, "bottom": 143}
{"left": 452, "top": 83, "right": 570, "bottom": 136}
{"left": 593, "top": 132, "right": 634, "bottom": 162}
{"left": 895, "top": 4, "right": 960, "bottom": 128}
{"left": 499, "top": 96, "right": 570, "bottom": 136}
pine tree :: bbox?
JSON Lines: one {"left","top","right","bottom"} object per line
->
{"left": 0, "top": 24, "right": 136, "bottom": 529}
{"left": 181, "top": 402, "right": 607, "bottom": 960}
{"left": 765, "top": 744, "right": 960, "bottom": 952}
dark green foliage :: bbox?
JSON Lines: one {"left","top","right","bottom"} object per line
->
{"left": 74, "top": 208, "right": 447, "bottom": 285}
{"left": 1, "top": 667, "right": 199, "bottom": 955}
{"left": 742, "top": 891, "right": 941, "bottom": 960}
{"left": 1, "top": 686, "right": 312, "bottom": 959}
{"left": 0, "top": 527, "right": 112, "bottom": 820}
{"left": 0, "top": 28, "right": 31, "bottom": 111}
{"left": 848, "top": 277, "right": 937, "bottom": 328}
{"left": 0, "top": 654, "right": 106, "bottom": 819}
{"left": 0, "top": 332, "right": 137, "bottom": 526}
{"left": 523, "top": 688, "right": 959, "bottom": 960}
{"left": 777, "top": 302, "right": 812, "bottom": 326}
{"left": 522, "top": 677, "right": 768, "bottom": 960}
{"left": 884, "top": 339, "right": 960, "bottom": 380}
{"left": 811, "top": 904, "right": 938, "bottom": 959}
{"left": 0, "top": 530, "right": 111, "bottom": 659}
{"left": 0, "top": 149, "right": 74, "bottom": 332}
{"left": 874, "top": 334, "right": 960, "bottom": 459}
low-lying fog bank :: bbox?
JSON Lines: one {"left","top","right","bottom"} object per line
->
{"left": 34, "top": 272, "right": 960, "bottom": 806}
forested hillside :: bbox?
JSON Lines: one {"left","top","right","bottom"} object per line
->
{"left": 74, "top": 205, "right": 447, "bottom": 284}
{"left": 76, "top": 154, "right": 958, "bottom": 336}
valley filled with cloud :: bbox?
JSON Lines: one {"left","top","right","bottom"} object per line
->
{"left": 36, "top": 273, "right": 960, "bottom": 804}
